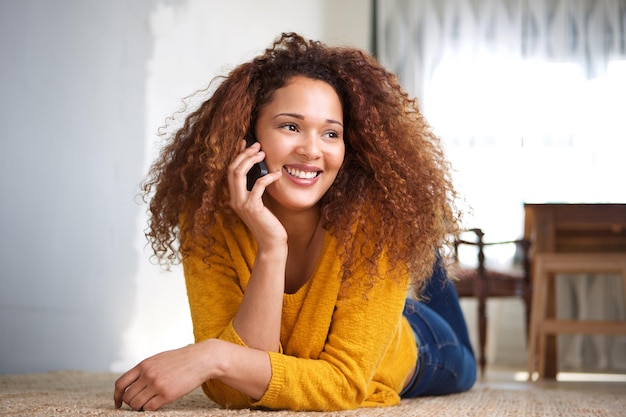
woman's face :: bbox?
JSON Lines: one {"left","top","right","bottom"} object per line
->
{"left": 254, "top": 76, "right": 345, "bottom": 214}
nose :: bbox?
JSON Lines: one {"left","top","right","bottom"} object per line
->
{"left": 296, "top": 132, "right": 322, "bottom": 160}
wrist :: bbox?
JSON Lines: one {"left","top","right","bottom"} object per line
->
{"left": 255, "top": 244, "right": 288, "bottom": 264}
{"left": 196, "top": 339, "right": 228, "bottom": 380}
{"left": 198, "top": 339, "right": 272, "bottom": 400}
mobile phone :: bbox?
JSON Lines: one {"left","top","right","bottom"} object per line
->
{"left": 245, "top": 134, "right": 268, "bottom": 191}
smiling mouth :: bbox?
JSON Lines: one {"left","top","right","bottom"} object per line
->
{"left": 285, "top": 166, "right": 321, "bottom": 179}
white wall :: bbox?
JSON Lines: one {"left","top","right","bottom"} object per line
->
{"left": 0, "top": 0, "right": 371, "bottom": 374}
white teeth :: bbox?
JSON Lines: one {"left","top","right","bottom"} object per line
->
{"left": 286, "top": 167, "right": 319, "bottom": 179}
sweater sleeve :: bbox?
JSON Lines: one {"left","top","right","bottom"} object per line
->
{"left": 252, "top": 257, "right": 413, "bottom": 411}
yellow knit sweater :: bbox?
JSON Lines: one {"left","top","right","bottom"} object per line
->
{"left": 182, "top": 219, "right": 417, "bottom": 411}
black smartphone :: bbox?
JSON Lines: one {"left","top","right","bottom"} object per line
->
{"left": 245, "top": 134, "right": 269, "bottom": 191}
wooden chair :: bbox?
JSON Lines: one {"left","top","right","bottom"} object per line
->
{"left": 527, "top": 253, "right": 626, "bottom": 380}
{"left": 451, "top": 228, "right": 532, "bottom": 375}
{"left": 524, "top": 203, "right": 626, "bottom": 379}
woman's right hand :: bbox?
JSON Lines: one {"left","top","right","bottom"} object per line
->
{"left": 227, "top": 140, "right": 285, "bottom": 249}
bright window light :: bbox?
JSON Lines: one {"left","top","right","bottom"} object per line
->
{"left": 424, "top": 57, "right": 626, "bottom": 244}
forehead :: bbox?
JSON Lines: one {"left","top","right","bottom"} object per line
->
{"left": 261, "top": 76, "right": 342, "bottom": 114}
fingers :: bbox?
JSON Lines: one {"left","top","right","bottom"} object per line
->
{"left": 233, "top": 140, "right": 263, "bottom": 169}
{"left": 228, "top": 143, "right": 262, "bottom": 197}
{"left": 113, "top": 368, "right": 139, "bottom": 408}
{"left": 142, "top": 395, "right": 166, "bottom": 412}
{"left": 114, "top": 367, "right": 162, "bottom": 411}
{"left": 249, "top": 170, "right": 281, "bottom": 194}
{"left": 127, "top": 387, "right": 159, "bottom": 411}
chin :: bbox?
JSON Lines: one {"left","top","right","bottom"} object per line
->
{"left": 266, "top": 189, "right": 324, "bottom": 212}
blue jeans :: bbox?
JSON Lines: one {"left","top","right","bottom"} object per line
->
{"left": 401, "top": 259, "right": 477, "bottom": 397}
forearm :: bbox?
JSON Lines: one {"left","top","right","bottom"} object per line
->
{"left": 208, "top": 338, "right": 273, "bottom": 401}
{"left": 232, "top": 245, "right": 287, "bottom": 352}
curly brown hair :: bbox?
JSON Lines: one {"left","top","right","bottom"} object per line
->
{"left": 142, "top": 32, "right": 460, "bottom": 292}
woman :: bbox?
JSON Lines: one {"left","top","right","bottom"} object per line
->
{"left": 114, "top": 32, "right": 476, "bottom": 412}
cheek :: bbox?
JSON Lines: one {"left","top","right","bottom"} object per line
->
{"left": 259, "top": 144, "right": 283, "bottom": 168}
{"left": 332, "top": 146, "right": 346, "bottom": 171}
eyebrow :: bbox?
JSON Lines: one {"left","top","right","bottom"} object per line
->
{"left": 274, "top": 113, "right": 344, "bottom": 127}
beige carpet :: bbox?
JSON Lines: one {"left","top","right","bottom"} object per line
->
{"left": 1, "top": 371, "right": 625, "bottom": 416}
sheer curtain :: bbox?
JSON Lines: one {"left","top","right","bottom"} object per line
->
{"left": 376, "top": 0, "right": 626, "bottom": 371}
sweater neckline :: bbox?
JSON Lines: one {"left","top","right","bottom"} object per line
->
{"left": 283, "top": 230, "right": 329, "bottom": 302}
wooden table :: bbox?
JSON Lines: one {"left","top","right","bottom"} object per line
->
{"left": 523, "top": 203, "right": 626, "bottom": 378}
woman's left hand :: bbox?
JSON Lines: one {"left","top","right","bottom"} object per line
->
{"left": 113, "top": 343, "right": 212, "bottom": 411}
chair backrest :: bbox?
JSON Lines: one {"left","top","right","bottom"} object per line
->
{"left": 453, "top": 228, "right": 531, "bottom": 282}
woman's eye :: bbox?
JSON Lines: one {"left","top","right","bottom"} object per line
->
{"left": 326, "top": 131, "right": 341, "bottom": 139}
{"left": 281, "top": 123, "right": 298, "bottom": 132}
